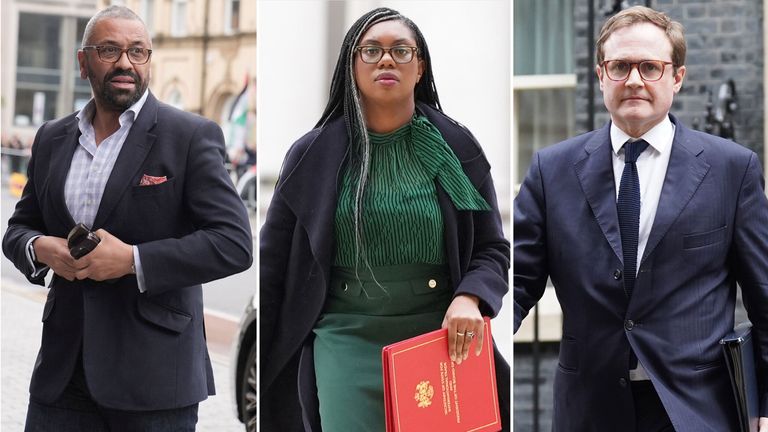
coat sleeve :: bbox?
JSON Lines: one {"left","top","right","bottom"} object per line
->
{"left": 513, "top": 152, "right": 550, "bottom": 333}
{"left": 137, "top": 120, "right": 253, "bottom": 294}
{"left": 452, "top": 169, "right": 510, "bottom": 318}
{"left": 729, "top": 151, "right": 768, "bottom": 417}
{"left": 3, "top": 122, "right": 50, "bottom": 285}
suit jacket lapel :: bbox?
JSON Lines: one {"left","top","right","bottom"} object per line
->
{"left": 48, "top": 119, "right": 79, "bottom": 228}
{"left": 92, "top": 93, "right": 158, "bottom": 229}
{"left": 574, "top": 124, "right": 623, "bottom": 263}
{"left": 641, "top": 118, "right": 710, "bottom": 265}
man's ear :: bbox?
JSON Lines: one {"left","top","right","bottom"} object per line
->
{"left": 595, "top": 64, "right": 605, "bottom": 92}
{"left": 77, "top": 50, "right": 88, "bottom": 80}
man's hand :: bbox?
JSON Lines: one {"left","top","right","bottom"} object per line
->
{"left": 441, "top": 294, "right": 485, "bottom": 365}
{"left": 759, "top": 416, "right": 768, "bottom": 431}
{"left": 32, "top": 236, "right": 80, "bottom": 281}
{"left": 74, "top": 229, "right": 133, "bottom": 281}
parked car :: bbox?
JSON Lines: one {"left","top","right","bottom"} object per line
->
{"left": 236, "top": 164, "right": 257, "bottom": 212}
{"left": 233, "top": 294, "right": 257, "bottom": 431}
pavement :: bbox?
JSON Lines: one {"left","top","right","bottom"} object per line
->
{"left": 1, "top": 277, "right": 245, "bottom": 432}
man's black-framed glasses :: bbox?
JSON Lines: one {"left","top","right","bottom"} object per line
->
{"left": 355, "top": 45, "right": 418, "bottom": 64}
{"left": 601, "top": 60, "right": 674, "bottom": 82}
{"left": 82, "top": 45, "right": 153, "bottom": 65}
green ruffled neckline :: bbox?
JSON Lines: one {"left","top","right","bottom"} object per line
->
{"left": 368, "top": 121, "right": 412, "bottom": 145}
{"left": 367, "top": 115, "right": 491, "bottom": 211}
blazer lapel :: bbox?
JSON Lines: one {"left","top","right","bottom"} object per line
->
{"left": 48, "top": 119, "right": 79, "bottom": 228}
{"left": 92, "top": 93, "right": 158, "bottom": 229}
{"left": 278, "top": 118, "right": 348, "bottom": 280}
{"left": 641, "top": 118, "right": 710, "bottom": 265}
{"left": 574, "top": 124, "right": 623, "bottom": 263}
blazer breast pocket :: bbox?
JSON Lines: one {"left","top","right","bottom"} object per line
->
{"left": 683, "top": 225, "right": 727, "bottom": 250}
{"left": 131, "top": 177, "right": 175, "bottom": 197}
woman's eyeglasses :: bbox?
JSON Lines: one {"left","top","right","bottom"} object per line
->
{"left": 355, "top": 45, "right": 418, "bottom": 64}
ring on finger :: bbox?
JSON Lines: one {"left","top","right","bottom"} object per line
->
{"left": 456, "top": 331, "right": 465, "bottom": 337}
{"left": 466, "top": 331, "right": 475, "bottom": 338}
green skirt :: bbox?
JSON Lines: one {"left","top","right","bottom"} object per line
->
{"left": 313, "top": 264, "right": 452, "bottom": 431}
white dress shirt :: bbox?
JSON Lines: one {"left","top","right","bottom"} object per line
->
{"left": 610, "top": 114, "right": 675, "bottom": 380}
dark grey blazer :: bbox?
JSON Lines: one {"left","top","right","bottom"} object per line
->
{"left": 3, "top": 92, "right": 253, "bottom": 410}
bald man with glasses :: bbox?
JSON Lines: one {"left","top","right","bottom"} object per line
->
{"left": 3, "top": 6, "right": 252, "bottom": 431}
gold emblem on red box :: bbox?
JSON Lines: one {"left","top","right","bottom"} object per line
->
{"left": 414, "top": 381, "right": 434, "bottom": 408}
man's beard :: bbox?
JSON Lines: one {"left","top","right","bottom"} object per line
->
{"left": 89, "top": 64, "right": 147, "bottom": 111}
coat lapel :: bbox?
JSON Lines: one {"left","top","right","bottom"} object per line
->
{"left": 640, "top": 117, "right": 709, "bottom": 265}
{"left": 277, "top": 119, "right": 348, "bottom": 280}
{"left": 47, "top": 119, "right": 79, "bottom": 228}
{"left": 574, "top": 124, "right": 623, "bottom": 263}
{"left": 92, "top": 93, "right": 158, "bottom": 229}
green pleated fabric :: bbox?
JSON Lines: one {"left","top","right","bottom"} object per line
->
{"left": 334, "top": 115, "right": 490, "bottom": 267}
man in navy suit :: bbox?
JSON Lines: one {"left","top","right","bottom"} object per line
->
{"left": 3, "top": 6, "right": 252, "bottom": 431}
{"left": 515, "top": 6, "right": 768, "bottom": 432}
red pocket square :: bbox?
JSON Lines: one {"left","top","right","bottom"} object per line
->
{"left": 139, "top": 174, "right": 167, "bottom": 186}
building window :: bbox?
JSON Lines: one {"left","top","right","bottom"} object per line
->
{"left": 171, "top": 0, "right": 187, "bottom": 37}
{"left": 513, "top": 0, "right": 576, "bottom": 185}
{"left": 141, "top": 0, "right": 155, "bottom": 36}
{"left": 15, "top": 13, "right": 92, "bottom": 126}
{"left": 73, "top": 17, "right": 92, "bottom": 112}
{"left": 225, "top": 0, "right": 241, "bottom": 34}
{"left": 167, "top": 89, "right": 184, "bottom": 110}
{"left": 515, "top": 82, "right": 575, "bottom": 183}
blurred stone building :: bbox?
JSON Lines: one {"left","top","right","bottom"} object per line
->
{"left": 1, "top": 0, "right": 256, "bottom": 152}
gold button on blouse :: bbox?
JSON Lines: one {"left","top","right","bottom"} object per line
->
{"left": 428, "top": 279, "right": 437, "bottom": 288}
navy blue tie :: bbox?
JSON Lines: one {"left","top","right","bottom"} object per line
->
{"left": 617, "top": 139, "right": 649, "bottom": 300}
{"left": 618, "top": 140, "right": 648, "bottom": 371}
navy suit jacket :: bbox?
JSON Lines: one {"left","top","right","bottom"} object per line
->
{"left": 3, "top": 92, "right": 253, "bottom": 411}
{"left": 514, "top": 115, "right": 768, "bottom": 432}
{"left": 260, "top": 103, "right": 510, "bottom": 431}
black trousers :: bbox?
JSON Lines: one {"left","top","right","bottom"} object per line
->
{"left": 632, "top": 380, "right": 675, "bottom": 432}
{"left": 24, "top": 354, "right": 198, "bottom": 432}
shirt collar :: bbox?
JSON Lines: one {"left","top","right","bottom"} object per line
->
{"left": 76, "top": 89, "right": 150, "bottom": 132}
{"left": 610, "top": 114, "right": 675, "bottom": 156}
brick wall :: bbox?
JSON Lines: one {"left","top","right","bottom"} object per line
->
{"left": 574, "top": 0, "right": 764, "bottom": 157}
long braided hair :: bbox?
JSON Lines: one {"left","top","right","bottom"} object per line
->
{"left": 315, "top": 7, "right": 442, "bottom": 272}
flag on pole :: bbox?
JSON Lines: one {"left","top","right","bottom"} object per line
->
{"left": 226, "top": 77, "right": 249, "bottom": 153}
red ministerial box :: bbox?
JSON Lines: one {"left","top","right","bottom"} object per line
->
{"left": 382, "top": 317, "right": 501, "bottom": 432}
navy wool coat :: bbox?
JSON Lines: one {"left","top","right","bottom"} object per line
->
{"left": 260, "top": 103, "right": 510, "bottom": 431}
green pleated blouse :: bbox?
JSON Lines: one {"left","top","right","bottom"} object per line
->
{"left": 333, "top": 116, "right": 490, "bottom": 267}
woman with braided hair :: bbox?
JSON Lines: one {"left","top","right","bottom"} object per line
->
{"left": 260, "top": 7, "right": 509, "bottom": 431}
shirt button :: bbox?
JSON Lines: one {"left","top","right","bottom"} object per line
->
{"left": 613, "top": 269, "right": 622, "bottom": 280}
{"left": 624, "top": 319, "right": 635, "bottom": 331}
{"left": 428, "top": 279, "right": 437, "bottom": 289}
{"left": 619, "top": 378, "right": 627, "bottom": 387}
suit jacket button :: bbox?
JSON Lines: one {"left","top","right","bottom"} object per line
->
{"left": 624, "top": 319, "right": 635, "bottom": 331}
{"left": 619, "top": 378, "right": 627, "bottom": 387}
{"left": 428, "top": 279, "right": 437, "bottom": 289}
{"left": 613, "top": 269, "right": 622, "bottom": 280}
